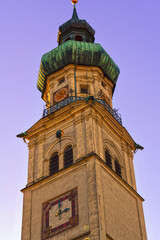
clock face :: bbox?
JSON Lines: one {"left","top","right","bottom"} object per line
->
{"left": 42, "top": 188, "right": 78, "bottom": 239}
{"left": 53, "top": 86, "right": 69, "bottom": 104}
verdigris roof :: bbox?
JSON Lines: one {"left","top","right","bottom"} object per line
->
{"left": 37, "top": 40, "right": 120, "bottom": 93}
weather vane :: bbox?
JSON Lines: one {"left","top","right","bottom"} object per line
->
{"left": 71, "top": 0, "right": 78, "bottom": 8}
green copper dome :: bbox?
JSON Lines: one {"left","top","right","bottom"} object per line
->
{"left": 37, "top": 40, "right": 120, "bottom": 93}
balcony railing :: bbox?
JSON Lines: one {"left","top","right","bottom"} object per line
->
{"left": 95, "top": 98, "right": 122, "bottom": 125}
{"left": 43, "top": 96, "right": 122, "bottom": 125}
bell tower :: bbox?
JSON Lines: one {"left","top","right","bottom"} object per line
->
{"left": 18, "top": 1, "right": 147, "bottom": 240}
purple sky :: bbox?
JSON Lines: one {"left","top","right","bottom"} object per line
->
{"left": 0, "top": 0, "right": 160, "bottom": 239}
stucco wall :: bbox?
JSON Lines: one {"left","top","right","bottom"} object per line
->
{"left": 102, "top": 167, "right": 142, "bottom": 240}
{"left": 30, "top": 165, "right": 89, "bottom": 240}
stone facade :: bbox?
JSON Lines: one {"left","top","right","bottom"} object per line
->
{"left": 43, "top": 65, "right": 113, "bottom": 108}
{"left": 21, "top": 66, "right": 147, "bottom": 240}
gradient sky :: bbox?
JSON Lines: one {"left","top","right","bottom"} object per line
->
{"left": 0, "top": 0, "right": 160, "bottom": 239}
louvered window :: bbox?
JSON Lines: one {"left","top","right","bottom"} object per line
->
{"left": 58, "top": 78, "right": 65, "bottom": 85}
{"left": 115, "top": 159, "right": 122, "bottom": 178}
{"left": 80, "top": 85, "right": 88, "bottom": 94}
{"left": 105, "top": 149, "right": 112, "bottom": 169}
{"left": 49, "top": 153, "right": 59, "bottom": 175}
{"left": 64, "top": 146, "right": 73, "bottom": 168}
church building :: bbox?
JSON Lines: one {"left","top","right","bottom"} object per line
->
{"left": 18, "top": 1, "right": 147, "bottom": 239}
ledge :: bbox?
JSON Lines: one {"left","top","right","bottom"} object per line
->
{"left": 21, "top": 152, "right": 144, "bottom": 202}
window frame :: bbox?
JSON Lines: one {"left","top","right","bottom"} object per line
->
{"left": 80, "top": 84, "right": 89, "bottom": 94}
{"left": 114, "top": 158, "right": 122, "bottom": 178}
{"left": 49, "top": 152, "right": 59, "bottom": 176}
{"left": 105, "top": 149, "right": 112, "bottom": 169}
{"left": 63, "top": 145, "right": 73, "bottom": 169}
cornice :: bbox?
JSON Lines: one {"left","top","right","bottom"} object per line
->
{"left": 25, "top": 100, "right": 135, "bottom": 151}
{"left": 21, "top": 152, "right": 144, "bottom": 202}
{"left": 74, "top": 113, "right": 83, "bottom": 125}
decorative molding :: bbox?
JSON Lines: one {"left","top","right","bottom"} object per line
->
{"left": 42, "top": 188, "right": 78, "bottom": 239}
{"left": 104, "top": 138, "right": 123, "bottom": 166}
{"left": 74, "top": 114, "right": 83, "bottom": 125}
{"left": 45, "top": 135, "right": 76, "bottom": 160}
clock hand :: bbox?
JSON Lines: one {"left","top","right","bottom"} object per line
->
{"left": 55, "top": 207, "right": 70, "bottom": 217}
{"left": 61, "top": 207, "right": 70, "bottom": 213}
{"left": 58, "top": 200, "right": 61, "bottom": 211}
{"left": 55, "top": 200, "right": 62, "bottom": 218}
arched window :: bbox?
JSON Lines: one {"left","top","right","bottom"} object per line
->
{"left": 105, "top": 149, "right": 112, "bottom": 169}
{"left": 64, "top": 145, "right": 73, "bottom": 168}
{"left": 75, "top": 35, "right": 83, "bottom": 41}
{"left": 49, "top": 152, "right": 59, "bottom": 175}
{"left": 115, "top": 159, "right": 122, "bottom": 178}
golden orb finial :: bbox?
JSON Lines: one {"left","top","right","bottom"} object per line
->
{"left": 71, "top": 0, "right": 78, "bottom": 5}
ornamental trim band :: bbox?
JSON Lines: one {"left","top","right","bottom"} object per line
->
{"left": 42, "top": 188, "right": 79, "bottom": 239}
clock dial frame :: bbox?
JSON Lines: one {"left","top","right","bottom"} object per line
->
{"left": 53, "top": 85, "right": 69, "bottom": 104}
{"left": 42, "top": 188, "right": 78, "bottom": 239}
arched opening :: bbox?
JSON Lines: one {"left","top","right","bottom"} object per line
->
{"left": 64, "top": 145, "right": 73, "bottom": 168}
{"left": 75, "top": 35, "right": 83, "bottom": 41}
{"left": 49, "top": 152, "right": 59, "bottom": 175}
{"left": 105, "top": 149, "right": 112, "bottom": 169}
{"left": 115, "top": 159, "right": 122, "bottom": 178}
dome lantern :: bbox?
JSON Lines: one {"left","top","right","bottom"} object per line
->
{"left": 57, "top": 2, "right": 95, "bottom": 45}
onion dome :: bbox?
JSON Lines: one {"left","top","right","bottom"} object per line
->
{"left": 37, "top": 4, "right": 120, "bottom": 96}
{"left": 37, "top": 41, "right": 120, "bottom": 93}
{"left": 57, "top": 5, "right": 95, "bottom": 45}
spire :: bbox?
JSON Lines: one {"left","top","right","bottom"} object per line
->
{"left": 57, "top": 0, "right": 95, "bottom": 45}
{"left": 72, "top": 5, "right": 79, "bottom": 19}
{"left": 71, "top": 0, "right": 79, "bottom": 20}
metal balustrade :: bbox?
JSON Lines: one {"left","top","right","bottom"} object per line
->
{"left": 95, "top": 98, "right": 122, "bottom": 125}
{"left": 43, "top": 96, "right": 122, "bottom": 125}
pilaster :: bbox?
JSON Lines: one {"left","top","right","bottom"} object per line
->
{"left": 27, "top": 139, "right": 36, "bottom": 184}
{"left": 95, "top": 160, "right": 107, "bottom": 239}
{"left": 84, "top": 108, "right": 94, "bottom": 154}
{"left": 127, "top": 146, "right": 137, "bottom": 191}
{"left": 74, "top": 113, "right": 85, "bottom": 159}
{"left": 44, "top": 158, "right": 49, "bottom": 177}
{"left": 121, "top": 142, "right": 131, "bottom": 185}
{"left": 87, "top": 157, "right": 100, "bottom": 240}
{"left": 49, "top": 81, "right": 55, "bottom": 106}
{"left": 21, "top": 190, "right": 32, "bottom": 240}
{"left": 37, "top": 133, "right": 45, "bottom": 180}
{"left": 59, "top": 151, "right": 64, "bottom": 170}
{"left": 96, "top": 116, "right": 104, "bottom": 159}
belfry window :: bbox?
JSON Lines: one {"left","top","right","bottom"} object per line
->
{"left": 49, "top": 152, "right": 59, "bottom": 175}
{"left": 101, "top": 81, "right": 107, "bottom": 89}
{"left": 75, "top": 35, "right": 83, "bottom": 41}
{"left": 105, "top": 149, "right": 112, "bottom": 169}
{"left": 80, "top": 85, "right": 89, "bottom": 94}
{"left": 58, "top": 77, "right": 65, "bottom": 85}
{"left": 64, "top": 145, "right": 73, "bottom": 168}
{"left": 115, "top": 159, "right": 122, "bottom": 178}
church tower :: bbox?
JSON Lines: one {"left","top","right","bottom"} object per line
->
{"left": 18, "top": 1, "right": 147, "bottom": 240}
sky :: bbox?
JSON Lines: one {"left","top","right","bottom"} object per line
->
{"left": 0, "top": 0, "right": 160, "bottom": 239}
